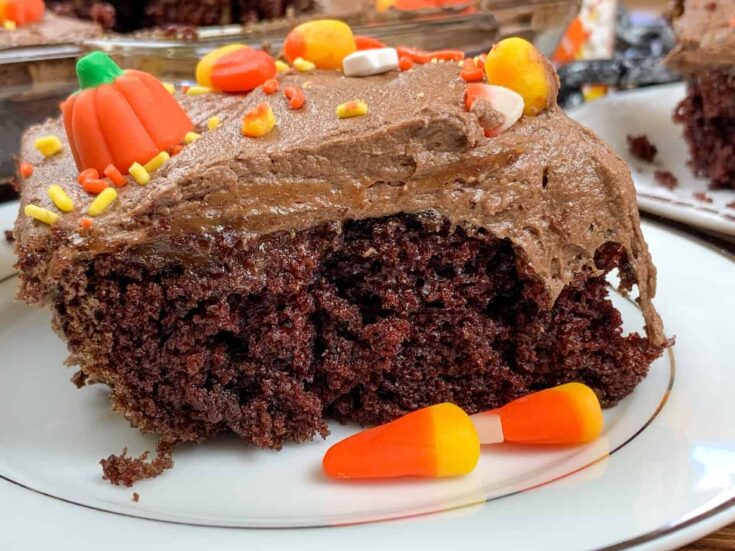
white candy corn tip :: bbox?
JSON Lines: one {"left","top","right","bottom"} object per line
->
{"left": 482, "top": 85, "right": 524, "bottom": 137}
{"left": 343, "top": 48, "right": 399, "bottom": 77}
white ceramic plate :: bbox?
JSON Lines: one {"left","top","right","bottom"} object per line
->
{"left": 569, "top": 83, "right": 735, "bottom": 237}
{"left": 0, "top": 200, "right": 734, "bottom": 550}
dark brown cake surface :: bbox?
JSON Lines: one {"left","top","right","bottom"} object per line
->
{"left": 666, "top": 0, "right": 735, "bottom": 189}
{"left": 14, "top": 61, "right": 665, "bottom": 482}
{"left": 673, "top": 71, "right": 735, "bottom": 189}
{"left": 53, "top": 213, "right": 662, "bottom": 450}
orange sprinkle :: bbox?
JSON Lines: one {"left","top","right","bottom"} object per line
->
{"left": 462, "top": 58, "right": 475, "bottom": 71}
{"left": 81, "top": 178, "right": 109, "bottom": 195}
{"left": 80, "top": 217, "right": 93, "bottom": 230}
{"left": 263, "top": 78, "right": 279, "bottom": 94}
{"left": 170, "top": 144, "right": 185, "bottom": 156}
{"left": 78, "top": 168, "right": 99, "bottom": 185}
{"left": 241, "top": 102, "right": 276, "bottom": 138}
{"left": 398, "top": 56, "right": 414, "bottom": 71}
{"left": 284, "top": 86, "right": 305, "bottom": 110}
{"left": 19, "top": 161, "right": 33, "bottom": 178}
{"left": 431, "top": 49, "right": 465, "bottom": 62}
{"left": 103, "top": 164, "right": 126, "bottom": 187}
{"left": 355, "top": 35, "right": 386, "bottom": 50}
{"left": 460, "top": 67, "right": 484, "bottom": 82}
{"left": 181, "top": 84, "right": 190, "bottom": 94}
{"left": 396, "top": 46, "right": 464, "bottom": 64}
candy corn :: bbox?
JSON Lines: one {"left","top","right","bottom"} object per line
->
{"left": 464, "top": 83, "right": 524, "bottom": 137}
{"left": 484, "top": 37, "right": 557, "bottom": 116}
{"left": 283, "top": 19, "right": 356, "bottom": 70}
{"left": 241, "top": 103, "right": 276, "bottom": 138}
{"left": 471, "top": 382, "right": 603, "bottom": 445}
{"left": 323, "top": 402, "right": 479, "bottom": 479}
{"left": 196, "top": 44, "right": 276, "bottom": 93}
{"left": 0, "top": 0, "right": 44, "bottom": 27}
{"left": 322, "top": 382, "right": 603, "bottom": 479}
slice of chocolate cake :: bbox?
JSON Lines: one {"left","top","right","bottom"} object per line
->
{"left": 14, "top": 43, "right": 665, "bottom": 483}
{"left": 666, "top": 0, "right": 735, "bottom": 189}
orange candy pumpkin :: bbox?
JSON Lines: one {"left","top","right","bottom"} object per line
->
{"left": 0, "top": 0, "right": 44, "bottom": 26}
{"left": 61, "top": 52, "right": 193, "bottom": 174}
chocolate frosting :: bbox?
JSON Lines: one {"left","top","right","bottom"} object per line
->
{"left": 0, "top": 12, "right": 102, "bottom": 49}
{"left": 14, "top": 62, "right": 665, "bottom": 345}
{"left": 665, "top": 0, "right": 735, "bottom": 72}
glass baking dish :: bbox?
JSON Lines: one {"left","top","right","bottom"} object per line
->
{"left": 86, "top": 8, "right": 500, "bottom": 82}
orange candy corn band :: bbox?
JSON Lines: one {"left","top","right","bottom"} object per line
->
{"left": 493, "top": 382, "right": 603, "bottom": 445}
{"left": 61, "top": 52, "right": 193, "bottom": 174}
{"left": 323, "top": 402, "right": 479, "bottom": 479}
{"left": 0, "top": 0, "right": 44, "bottom": 26}
{"left": 196, "top": 44, "right": 277, "bottom": 93}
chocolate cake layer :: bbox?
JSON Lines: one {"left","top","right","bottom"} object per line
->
{"left": 674, "top": 71, "right": 735, "bottom": 189}
{"left": 14, "top": 63, "right": 665, "bottom": 345}
{"left": 51, "top": 213, "right": 662, "bottom": 452}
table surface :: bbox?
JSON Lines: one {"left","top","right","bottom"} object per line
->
{"left": 682, "top": 523, "right": 735, "bottom": 550}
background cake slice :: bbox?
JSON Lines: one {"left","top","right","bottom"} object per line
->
{"left": 666, "top": 0, "right": 735, "bottom": 189}
{"left": 14, "top": 48, "right": 665, "bottom": 483}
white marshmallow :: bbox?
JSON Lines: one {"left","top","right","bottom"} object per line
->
{"left": 488, "top": 85, "right": 524, "bottom": 135}
{"left": 342, "top": 48, "right": 399, "bottom": 77}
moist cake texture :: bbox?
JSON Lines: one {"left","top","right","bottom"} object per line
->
{"left": 15, "top": 62, "right": 665, "bottom": 481}
{"left": 666, "top": 0, "right": 735, "bottom": 189}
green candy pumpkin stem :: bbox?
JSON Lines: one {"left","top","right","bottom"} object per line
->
{"left": 76, "top": 51, "right": 124, "bottom": 90}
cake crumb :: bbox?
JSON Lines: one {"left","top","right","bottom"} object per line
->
{"left": 705, "top": 1, "right": 717, "bottom": 10}
{"left": 726, "top": 201, "right": 735, "bottom": 209}
{"left": 654, "top": 170, "right": 678, "bottom": 190}
{"left": 693, "top": 192, "right": 713, "bottom": 203}
{"left": 4, "top": 229, "right": 13, "bottom": 243}
{"left": 101, "top": 441, "right": 175, "bottom": 487}
{"left": 132, "top": 492, "right": 140, "bottom": 503}
{"left": 627, "top": 134, "right": 658, "bottom": 163}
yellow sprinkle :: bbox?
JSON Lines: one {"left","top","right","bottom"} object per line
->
{"left": 293, "top": 57, "right": 316, "bottom": 72}
{"left": 128, "top": 162, "right": 150, "bottom": 186}
{"left": 47, "top": 184, "right": 74, "bottom": 212}
{"left": 34, "top": 135, "right": 63, "bottom": 158}
{"left": 143, "top": 151, "right": 170, "bottom": 173}
{"left": 24, "top": 204, "right": 59, "bottom": 225}
{"left": 336, "top": 100, "right": 368, "bottom": 119}
{"left": 430, "top": 58, "right": 438, "bottom": 63}
{"left": 162, "top": 82, "right": 176, "bottom": 94}
{"left": 186, "top": 85, "right": 212, "bottom": 96}
{"left": 275, "top": 60, "right": 290, "bottom": 73}
{"left": 241, "top": 104, "right": 276, "bottom": 138}
{"left": 3, "top": 20, "right": 16, "bottom": 30}
{"left": 88, "top": 187, "right": 118, "bottom": 217}
{"left": 184, "top": 131, "right": 201, "bottom": 144}
{"left": 207, "top": 116, "right": 222, "bottom": 130}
